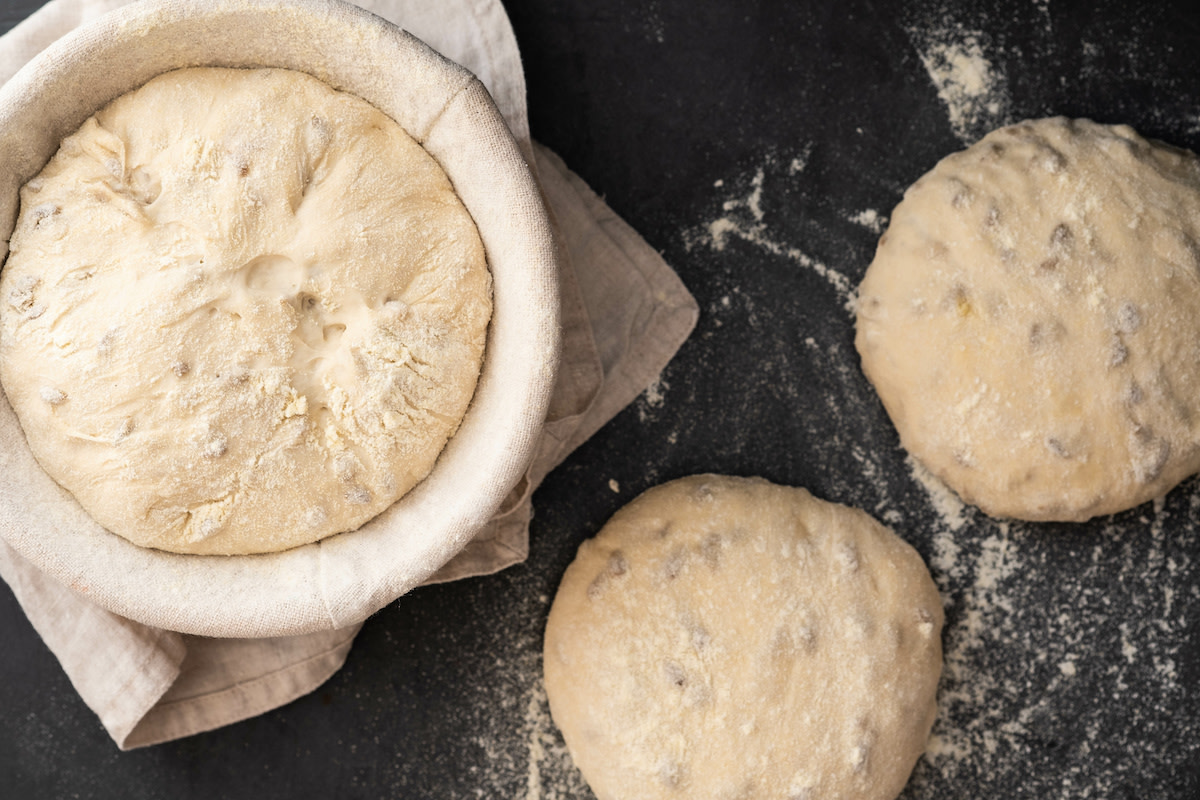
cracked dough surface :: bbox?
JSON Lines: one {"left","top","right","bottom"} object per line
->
{"left": 856, "top": 117, "right": 1200, "bottom": 521}
{"left": 543, "top": 475, "right": 943, "bottom": 800}
{"left": 0, "top": 67, "right": 491, "bottom": 555}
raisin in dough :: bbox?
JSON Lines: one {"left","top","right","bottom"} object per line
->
{"left": 543, "top": 475, "right": 943, "bottom": 800}
{"left": 856, "top": 117, "right": 1200, "bottom": 521}
{"left": 0, "top": 67, "right": 490, "bottom": 555}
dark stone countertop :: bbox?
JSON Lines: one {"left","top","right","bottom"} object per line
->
{"left": 2, "top": 1, "right": 1198, "bottom": 797}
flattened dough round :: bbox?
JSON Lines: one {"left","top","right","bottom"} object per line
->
{"left": 856, "top": 117, "right": 1200, "bottom": 521}
{"left": 0, "top": 67, "right": 491, "bottom": 554}
{"left": 543, "top": 474, "right": 943, "bottom": 800}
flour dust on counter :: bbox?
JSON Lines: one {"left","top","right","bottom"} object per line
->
{"left": 686, "top": 150, "right": 856, "bottom": 312}
{"left": 674, "top": 152, "right": 914, "bottom": 521}
{"left": 634, "top": 375, "right": 670, "bottom": 424}
{"left": 447, "top": 569, "right": 590, "bottom": 800}
{"left": 908, "top": 490, "right": 1200, "bottom": 798}
{"left": 906, "top": 21, "right": 1011, "bottom": 143}
{"left": 899, "top": 0, "right": 1020, "bottom": 145}
{"left": 630, "top": 0, "right": 666, "bottom": 44}
{"left": 846, "top": 208, "right": 887, "bottom": 234}
{"left": 907, "top": 458, "right": 971, "bottom": 534}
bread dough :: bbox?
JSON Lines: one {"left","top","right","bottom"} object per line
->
{"left": 856, "top": 117, "right": 1200, "bottom": 521}
{"left": 0, "top": 67, "right": 491, "bottom": 555}
{"left": 543, "top": 474, "right": 943, "bottom": 800}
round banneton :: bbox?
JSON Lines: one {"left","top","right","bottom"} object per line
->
{"left": 543, "top": 475, "right": 943, "bottom": 800}
{"left": 856, "top": 117, "right": 1200, "bottom": 522}
{"left": 0, "top": 0, "right": 559, "bottom": 636}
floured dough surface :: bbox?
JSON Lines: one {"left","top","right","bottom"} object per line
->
{"left": 0, "top": 67, "right": 491, "bottom": 555}
{"left": 856, "top": 117, "right": 1200, "bottom": 521}
{"left": 543, "top": 474, "right": 943, "bottom": 800}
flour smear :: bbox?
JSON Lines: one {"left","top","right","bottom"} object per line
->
{"left": 685, "top": 150, "right": 856, "bottom": 312}
{"left": 907, "top": 23, "right": 1011, "bottom": 143}
{"left": 458, "top": 578, "right": 590, "bottom": 800}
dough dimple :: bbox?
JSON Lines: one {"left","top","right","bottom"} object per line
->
{"left": 0, "top": 67, "right": 491, "bottom": 555}
{"left": 543, "top": 474, "right": 943, "bottom": 800}
{"left": 855, "top": 117, "right": 1200, "bottom": 522}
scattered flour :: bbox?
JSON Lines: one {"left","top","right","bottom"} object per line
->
{"left": 636, "top": 376, "right": 669, "bottom": 422}
{"left": 452, "top": 576, "right": 590, "bottom": 800}
{"left": 847, "top": 208, "right": 887, "bottom": 233}
{"left": 910, "top": 488, "right": 1200, "bottom": 797}
{"left": 523, "top": 689, "right": 546, "bottom": 800}
{"left": 907, "top": 455, "right": 970, "bottom": 532}
{"left": 521, "top": 683, "right": 568, "bottom": 800}
{"left": 908, "top": 23, "right": 1011, "bottom": 142}
{"left": 689, "top": 155, "right": 856, "bottom": 310}
{"left": 636, "top": 0, "right": 666, "bottom": 44}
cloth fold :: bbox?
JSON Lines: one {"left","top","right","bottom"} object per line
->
{"left": 0, "top": 0, "right": 698, "bottom": 748}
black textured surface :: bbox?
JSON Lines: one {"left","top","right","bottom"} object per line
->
{"left": 2, "top": 1, "right": 1200, "bottom": 798}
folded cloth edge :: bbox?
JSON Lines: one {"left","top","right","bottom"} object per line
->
{"left": 123, "top": 626, "right": 360, "bottom": 748}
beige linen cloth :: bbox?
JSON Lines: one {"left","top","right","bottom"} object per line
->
{"left": 0, "top": 0, "right": 697, "bottom": 748}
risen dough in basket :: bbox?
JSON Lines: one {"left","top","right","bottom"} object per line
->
{"left": 0, "top": 67, "right": 491, "bottom": 555}
{"left": 857, "top": 117, "right": 1200, "bottom": 521}
{"left": 543, "top": 474, "right": 943, "bottom": 800}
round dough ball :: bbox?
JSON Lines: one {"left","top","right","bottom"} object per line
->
{"left": 543, "top": 474, "right": 943, "bottom": 800}
{"left": 0, "top": 67, "right": 491, "bottom": 554}
{"left": 856, "top": 117, "right": 1200, "bottom": 521}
